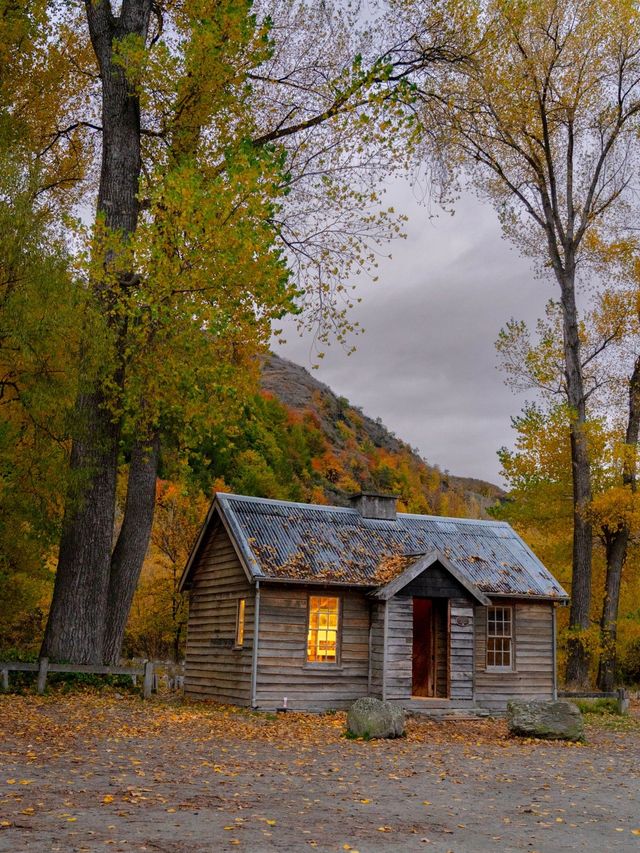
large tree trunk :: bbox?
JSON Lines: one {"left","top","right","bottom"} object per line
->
{"left": 597, "top": 529, "right": 628, "bottom": 691}
{"left": 40, "top": 390, "right": 120, "bottom": 664}
{"left": 559, "top": 269, "right": 593, "bottom": 688}
{"left": 596, "top": 355, "right": 640, "bottom": 691}
{"left": 103, "top": 432, "right": 160, "bottom": 665}
{"left": 41, "top": 0, "right": 152, "bottom": 664}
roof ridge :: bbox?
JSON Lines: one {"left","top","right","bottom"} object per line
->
{"left": 218, "top": 492, "right": 509, "bottom": 527}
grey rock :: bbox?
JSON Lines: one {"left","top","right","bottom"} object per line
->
{"left": 347, "top": 697, "right": 405, "bottom": 739}
{"left": 507, "top": 699, "right": 584, "bottom": 741}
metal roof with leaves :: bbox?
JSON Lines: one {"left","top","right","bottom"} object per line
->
{"left": 182, "top": 493, "right": 568, "bottom": 601}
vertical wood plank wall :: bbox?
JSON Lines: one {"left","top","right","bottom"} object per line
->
{"left": 383, "top": 596, "right": 413, "bottom": 700}
{"left": 369, "top": 601, "right": 385, "bottom": 698}
{"left": 449, "top": 598, "right": 475, "bottom": 702}
{"left": 434, "top": 602, "right": 448, "bottom": 697}
{"left": 255, "top": 587, "right": 370, "bottom": 711}
{"left": 184, "top": 525, "right": 254, "bottom": 704}
{"left": 474, "top": 601, "right": 555, "bottom": 710}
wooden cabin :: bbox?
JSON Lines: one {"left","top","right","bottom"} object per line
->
{"left": 179, "top": 492, "right": 568, "bottom": 713}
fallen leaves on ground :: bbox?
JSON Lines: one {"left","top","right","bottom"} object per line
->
{"left": 0, "top": 692, "right": 638, "bottom": 851}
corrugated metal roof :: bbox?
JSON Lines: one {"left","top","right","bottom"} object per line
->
{"left": 216, "top": 493, "right": 568, "bottom": 600}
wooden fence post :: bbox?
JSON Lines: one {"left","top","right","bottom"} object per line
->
{"left": 617, "top": 688, "right": 629, "bottom": 715}
{"left": 143, "top": 661, "right": 154, "bottom": 699}
{"left": 37, "top": 658, "right": 49, "bottom": 695}
{"left": 1, "top": 668, "right": 8, "bottom": 692}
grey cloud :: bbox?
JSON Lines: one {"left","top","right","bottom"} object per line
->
{"left": 274, "top": 187, "right": 556, "bottom": 485}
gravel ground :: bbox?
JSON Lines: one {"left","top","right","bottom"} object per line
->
{"left": 0, "top": 693, "right": 639, "bottom": 853}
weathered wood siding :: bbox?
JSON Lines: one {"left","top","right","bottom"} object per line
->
{"left": 369, "top": 601, "right": 385, "bottom": 699}
{"left": 255, "top": 586, "right": 370, "bottom": 711}
{"left": 384, "top": 596, "right": 413, "bottom": 700}
{"left": 434, "top": 601, "right": 448, "bottom": 697}
{"left": 382, "top": 594, "right": 469, "bottom": 702}
{"left": 474, "top": 601, "right": 555, "bottom": 710}
{"left": 184, "top": 523, "right": 254, "bottom": 704}
{"left": 450, "top": 597, "right": 474, "bottom": 702}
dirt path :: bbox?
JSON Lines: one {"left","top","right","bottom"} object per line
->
{"left": 1, "top": 693, "right": 639, "bottom": 852}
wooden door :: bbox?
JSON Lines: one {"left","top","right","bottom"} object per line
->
{"left": 412, "top": 598, "right": 435, "bottom": 697}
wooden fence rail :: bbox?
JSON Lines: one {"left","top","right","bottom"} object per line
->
{"left": 558, "top": 688, "right": 629, "bottom": 714}
{"left": 0, "top": 658, "right": 155, "bottom": 698}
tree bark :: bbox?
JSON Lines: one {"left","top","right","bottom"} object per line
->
{"left": 596, "top": 355, "right": 640, "bottom": 691}
{"left": 103, "top": 431, "right": 160, "bottom": 665}
{"left": 41, "top": 0, "right": 152, "bottom": 664}
{"left": 40, "top": 391, "right": 120, "bottom": 663}
{"left": 597, "top": 528, "right": 628, "bottom": 691}
{"left": 559, "top": 267, "right": 593, "bottom": 688}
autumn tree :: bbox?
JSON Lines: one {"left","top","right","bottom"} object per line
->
{"left": 405, "top": 0, "right": 640, "bottom": 685}
{"left": 42, "top": 0, "right": 296, "bottom": 665}
{"left": 496, "top": 290, "right": 640, "bottom": 687}
{"left": 34, "top": 1, "right": 464, "bottom": 665}
{"left": 124, "top": 481, "right": 207, "bottom": 661}
{"left": 0, "top": 1, "right": 93, "bottom": 652}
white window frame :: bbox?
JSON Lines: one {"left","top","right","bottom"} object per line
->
{"left": 235, "top": 598, "right": 246, "bottom": 648}
{"left": 486, "top": 605, "right": 514, "bottom": 671}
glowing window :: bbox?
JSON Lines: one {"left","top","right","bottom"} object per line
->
{"left": 487, "top": 606, "right": 513, "bottom": 669}
{"left": 235, "top": 598, "right": 246, "bottom": 647}
{"left": 307, "top": 596, "right": 339, "bottom": 663}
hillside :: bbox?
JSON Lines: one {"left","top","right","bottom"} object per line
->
{"left": 259, "top": 354, "right": 504, "bottom": 516}
{"left": 193, "top": 353, "right": 503, "bottom": 518}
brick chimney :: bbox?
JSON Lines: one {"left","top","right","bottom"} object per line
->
{"left": 350, "top": 492, "right": 398, "bottom": 521}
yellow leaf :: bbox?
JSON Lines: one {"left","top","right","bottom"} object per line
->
{"left": 103, "top": 795, "right": 114, "bottom": 804}
{"left": 360, "top": 799, "right": 371, "bottom": 804}
{"left": 5, "top": 780, "right": 16, "bottom": 786}
{"left": 18, "top": 780, "right": 31, "bottom": 786}
{"left": 0, "top": 820, "right": 11, "bottom": 827}
{"left": 632, "top": 829, "right": 640, "bottom": 836}
{"left": 266, "top": 819, "right": 276, "bottom": 826}
{"left": 422, "top": 801, "right": 432, "bottom": 806}
{"left": 67, "top": 817, "right": 77, "bottom": 822}
{"left": 21, "top": 808, "right": 35, "bottom": 815}
{"left": 166, "top": 808, "right": 176, "bottom": 813}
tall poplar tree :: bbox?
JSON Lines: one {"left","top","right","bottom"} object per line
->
{"left": 404, "top": 0, "right": 640, "bottom": 685}
{"left": 36, "top": 1, "right": 461, "bottom": 664}
{"left": 496, "top": 289, "right": 640, "bottom": 688}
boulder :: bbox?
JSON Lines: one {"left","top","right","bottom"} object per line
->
{"left": 507, "top": 700, "right": 584, "bottom": 741}
{"left": 347, "top": 697, "right": 405, "bottom": 739}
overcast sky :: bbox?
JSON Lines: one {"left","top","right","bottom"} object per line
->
{"left": 273, "top": 183, "right": 559, "bottom": 486}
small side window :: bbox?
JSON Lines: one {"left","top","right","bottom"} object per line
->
{"left": 235, "top": 598, "right": 246, "bottom": 647}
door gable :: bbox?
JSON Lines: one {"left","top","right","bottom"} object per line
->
{"left": 372, "top": 550, "right": 490, "bottom": 605}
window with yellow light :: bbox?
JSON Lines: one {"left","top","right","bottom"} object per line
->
{"left": 235, "top": 598, "right": 246, "bottom": 647}
{"left": 306, "top": 596, "right": 340, "bottom": 663}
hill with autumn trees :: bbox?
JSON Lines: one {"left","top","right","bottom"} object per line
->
{"left": 246, "top": 354, "right": 504, "bottom": 515}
